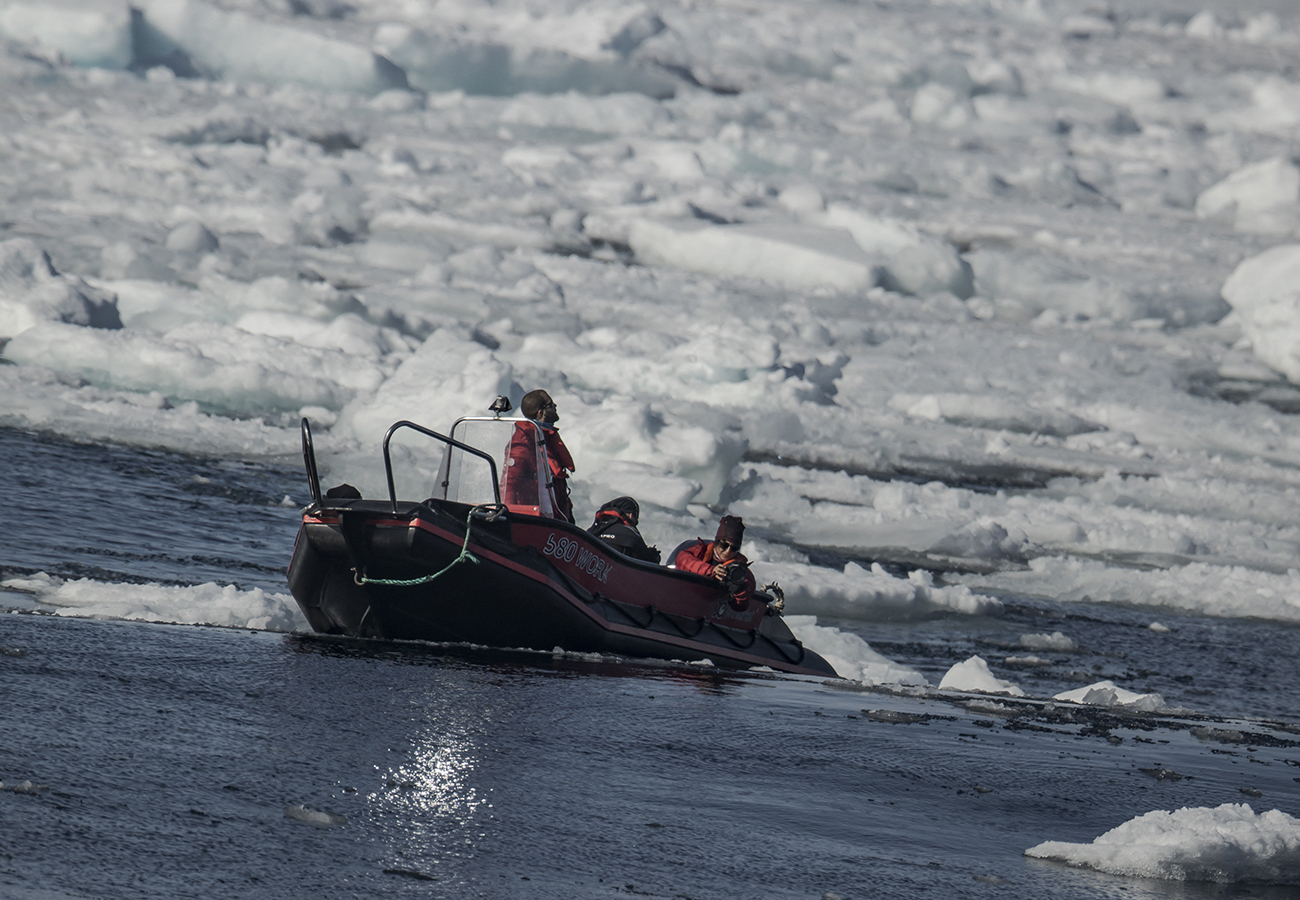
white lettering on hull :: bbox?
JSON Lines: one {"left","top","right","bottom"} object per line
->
{"left": 542, "top": 533, "right": 611, "bottom": 584}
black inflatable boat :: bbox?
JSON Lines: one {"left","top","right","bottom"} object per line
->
{"left": 287, "top": 412, "right": 838, "bottom": 678}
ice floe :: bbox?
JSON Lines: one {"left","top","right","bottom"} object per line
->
{"left": 1053, "top": 680, "right": 1166, "bottom": 713}
{"left": 1018, "top": 631, "right": 1076, "bottom": 652}
{"left": 966, "top": 557, "right": 1300, "bottom": 624}
{"left": 1026, "top": 804, "right": 1300, "bottom": 885}
{"left": 0, "top": 238, "right": 121, "bottom": 338}
{"left": 765, "top": 562, "right": 1002, "bottom": 620}
{"left": 784, "top": 616, "right": 925, "bottom": 686}
{"left": 284, "top": 803, "right": 347, "bottom": 826}
{"left": 1, "top": 572, "right": 305, "bottom": 632}
{"left": 938, "top": 655, "right": 1024, "bottom": 697}
{"left": 1222, "top": 245, "right": 1300, "bottom": 383}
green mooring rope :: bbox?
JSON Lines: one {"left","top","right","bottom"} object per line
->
{"left": 353, "top": 505, "right": 497, "bottom": 587}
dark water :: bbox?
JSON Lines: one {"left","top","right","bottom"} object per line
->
{"left": 4, "top": 613, "right": 1300, "bottom": 900}
{"left": 3, "top": 427, "right": 1300, "bottom": 899}
{"left": 856, "top": 595, "right": 1300, "bottom": 724}
{"left": 0, "top": 427, "right": 301, "bottom": 593}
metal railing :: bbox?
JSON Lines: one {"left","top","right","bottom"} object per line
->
{"left": 382, "top": 420, "right": 501, "bottom": 515}
{"left": 300, "top": 417, "right": 322, "bottom": 506}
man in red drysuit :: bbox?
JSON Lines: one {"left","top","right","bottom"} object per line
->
{"left": 503, "top": 389, "right": 575, "bottom": 522}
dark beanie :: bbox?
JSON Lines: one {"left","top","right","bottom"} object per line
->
{"left": 715, "top": 515, "right": 744, "bottom": 544}
{"left": 520, "top": 389, "right": 552, "bottom": 420}
{"left": 597, "top": 496, "right": 640, "bottom": 525}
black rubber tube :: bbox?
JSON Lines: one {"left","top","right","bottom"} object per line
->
{"left": 758, "top": 630, "right": 806, "bottom": 665}
{"left": 708, "top": 621, "right": 758, "bottom": 649}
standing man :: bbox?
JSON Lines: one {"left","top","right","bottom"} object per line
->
{"left": 512, "top": 389, "right": 575, "bottom": 523}
{"left": 674, "top": 515, "right": 755, "bottom": 608}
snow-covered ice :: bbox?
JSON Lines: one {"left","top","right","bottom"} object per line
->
{"left": 1, "top": 572, "right": 305, "bottom": 632}
{"left": 1053, "top": 679, "right": 1166, "bottom": 713}
{"left": 784, "top": 615, "right": 926, "bottom": 685}
{"left": 938, "top": 655, "right": 1024, "bottom": 697}
{"left": 1026, "top": 804, "right": 1300, "bottom": 884}
{"left": 756, "top": 561, "right": 1002, "bottom": 620}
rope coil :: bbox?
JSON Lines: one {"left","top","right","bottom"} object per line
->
{"left": 352, "top": 504, "right": 503, "bottom": 587}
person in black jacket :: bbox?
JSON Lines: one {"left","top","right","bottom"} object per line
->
{"left": 588, "top": 496, "right": 660, "bottom": 564}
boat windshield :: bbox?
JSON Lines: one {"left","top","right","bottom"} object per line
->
{"left": 436, "top": 417, "right": 555, "bottom": 517}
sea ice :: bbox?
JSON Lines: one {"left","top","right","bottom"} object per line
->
{"left": 0, "top": 239, "right": 121, "bottom": 338}
{"left": 928, "top": 518, "right": 1039, "bottom": 563}
{"left": 329, "top": 328, "right": 519, "bottom": 473}
{"left": 888, "top": 393, "right": 1099, "bottom": 438}
{"left": 5, "top": 320, "right": 388, "bottom": 414}
{"left": 1026, "top": 804, "right": 1300, "bottom": 884}
{"left": 9, "top": 779, "right": 47, "bottom": 794}
{"left": 283, "top": 803, "right": 347, "bottom": 826}
{"left": 818, "top": 205, "right": 973, "bottom": 297}
{"left": 164, "top": 221, "right": 220, "bottom": 254}
{"left": 138, "top": 0, "right": 407, "bottom": 95}
{"left": 1053, "top": 680, "right": 1165, "bottom": 713}
{"left": 938, "top": 655, "right": 1024, "bottom": 697}
{"left": 768, "top": 562, "right": 1002, "bottom": 620}
{"left": 1004, "top": 655, "right": 1051, "bottom": 667}
{"left": 1, "top": 572, "right": 306, "bottom": 632}
{"left": 0, "top": 364, "right": 298, "bottom": 457}
{"left": 1196, "top": 157, "right": 1300, "bottom": 235}
{"left": 0, "top": 0, "right": 132, "bottom": 69}
{"left": 784, "top": 615, "right": 925, "bottom": 686}
{"left": 1186, "top": 11, "right": 1224, "bottom": 41}
{"left": 967, "top": 557, "right": 1300, "bottom": 625}
{"left": 1222, "top": 245, "right": 1300, "bottom": 383}
{"left": 1018, "top": 631, "right": 1076, "bottom": 651}
{"left": 628, "top": 219, "right": 876, "bottom": 293}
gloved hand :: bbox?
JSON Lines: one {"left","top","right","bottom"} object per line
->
{"left": 719, "top": 561, "right": 750, "bottom": 594}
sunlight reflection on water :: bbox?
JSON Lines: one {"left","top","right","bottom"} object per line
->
{"left": 379, "top": 725, "right": 489, "bottom": 823}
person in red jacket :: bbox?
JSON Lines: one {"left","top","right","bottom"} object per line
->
{"left": 502, "top": 389, "right": 575, "bottom": 522}
{"left": 674, "top": 515, "right": 755, "bottom": 608}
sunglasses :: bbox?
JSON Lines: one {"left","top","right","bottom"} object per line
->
{"left": 715, "top": 540, "right": 738, "bottom": 551}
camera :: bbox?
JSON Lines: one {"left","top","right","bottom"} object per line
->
{"left": 720, "top": 561, "right": 749, "bottom": 594}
